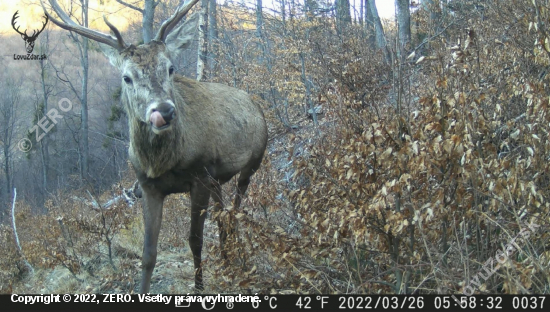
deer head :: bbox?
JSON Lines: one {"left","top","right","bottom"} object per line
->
{"left": 101, "top": 16, "right": 199, "bottom": 135}
{"left": 41, "top": 0, "right": 198, "bottom": 135}
{"left": 12, "top": 11, "right": 48, "bottom": 53}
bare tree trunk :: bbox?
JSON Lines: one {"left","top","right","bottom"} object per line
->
{"left": 11, "top": 189, "right": 34, "bottom": 274}
{"left": 208, "top": 0, "right": 218, "bottom": 77}
{"left": 423, "top": 0, "right": 438, "bottom": 22}
{"left": 359, "top": 0, "right": 364, "bottom": 25}
{"left": 302, "top": 1, "right": 316, "bottom": 126}
{"left": 0, "top": 77, "right": 22, "bottom": 200}
{"left": 256, "top": 0, "right": 263, "bottom": 38}
{"left": 368, "top": 0, "right": 387, "bottom": 51}
{"left": 280, "top": 0, "right": 286, "bottom": 33}
{"left": 115, "top": 0, "right": 152, "bottom": 43}
{"left": 254, "top": 1, "right": 290, "bottom": 127}
{"left": 365, "top": 0, "right": 375, "bottom": 46}
{"left": 80, "top": 0, "right": 90, "bottom": 179}
{"left": 300, "top": 52, "right": 316, "bottom": 126}
{"left": 336, "top": 0, "right": 351, "bottom": 32}
{"left": 81, "top": 41, "right": 89, "bottom": 179}
{"left": 256, "top": 0, "right": 266, "bottom": 65}
{"left": 39, "top": 56, "right": 50, "bottom": 194}
{"left": 55, "top": 1, "right": 91, "bottom": 181}
{"left": 423, "top": 0, "right": 444, "bottom": 33}
{"left": 197, "top": 0, "right": 209, "bottom": 81}
{"left": 396, "top": 0, "right": 411, "bottom": 52}
{"left": 3, "top": 134, "right": 10, "bottom": 196}
{"left": 143, "top": 0, "right": 155, "bottom": 43}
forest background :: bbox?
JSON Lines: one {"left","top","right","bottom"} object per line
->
{"left": 0, "top": 0, "right": 548, "bottom": 294}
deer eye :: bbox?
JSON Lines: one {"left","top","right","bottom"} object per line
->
{"left": 169, "top": 66, "right": 175, "bottom": 76}
{"left": 123, "top": 76, "right": 132, "bottom": 84}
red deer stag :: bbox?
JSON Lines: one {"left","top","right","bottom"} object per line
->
{"left": 41, "top": 0, "right": 268, "bottom": 292}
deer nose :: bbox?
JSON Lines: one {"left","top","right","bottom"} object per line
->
{"left": 155, "top": 102, "right": 176, "bottom": 123}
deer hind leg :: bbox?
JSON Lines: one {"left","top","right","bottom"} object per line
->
{"left": 224, "top": 168, "right": 257, "bottom": 260}
{"left": 211, "top": 182, "right": 229, "bottom": 260}
{"left": 233, "top": 175, "right": 250, "bottom": 211}
{"left": 234, "top": 162, "right": 261, "bottom": 210}
{"left": 189, "top": 180, "right": 210, "bottom": 291}
{"left": 211, "top": 170, "right": 253, "bottom": 263}
{"left": 139, "top": 187, "right": 165, "bottom": 294}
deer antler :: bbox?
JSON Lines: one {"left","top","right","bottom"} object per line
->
{"left": 28, "top": 14, "right": 49, "bottom": 39}
{"left": 154, "top": 0, "right": 199, "bottom": 42}
{"left": 40, "top": 0, "right": 126, "bottom": 50}
{"left": 12, "top": 11, "right": 28, "bottom": 37}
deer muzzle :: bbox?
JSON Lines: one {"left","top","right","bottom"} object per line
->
{"left": 149, "top": 102, "right": 176, "bottom": 131}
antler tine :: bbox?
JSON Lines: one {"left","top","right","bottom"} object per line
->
{"left": 12, "top": 11, "right": 27, "bottom": 36}
{"left": 30, "top": 14, "right": 49, "bottom": 38}
{"left": 103, "top": 15, "right": 126, "bottom": 48}
{"left": 154, "top": 0, "right": 199, "bottom": 42}
{"left": 41, "top": 0, "right": 126, "bottom": 50}
{"left": 39, "top": 14, "right": 49, "bottom": 32}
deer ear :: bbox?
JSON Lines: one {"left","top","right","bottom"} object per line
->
{"left": 99, "top": 43, "right": 124, "bottom": 69}
{"left": 165, "top": 13, "right": 198, "bottom": 57}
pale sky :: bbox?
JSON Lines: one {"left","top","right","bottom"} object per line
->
{"left": 375, "top": 0, "right": 396, "bottom": 19}
{"left": 260, "top": 0, "right": 396, "bottom": 20}
{"left": 348, "top": 0, "right": 396, "bottom": 19}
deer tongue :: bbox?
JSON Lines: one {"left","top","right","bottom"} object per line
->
{"left": 150, "top": 111, "right": 167, "bottom": 128}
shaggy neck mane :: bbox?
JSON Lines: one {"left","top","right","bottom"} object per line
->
{"left": 128, "top": 110, "right": 184, "bottom": 178}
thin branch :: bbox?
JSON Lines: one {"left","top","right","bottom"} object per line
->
{"left": 50, "top": 61, "right": 82, "bottom": 102}
{"left": 88, "top": 129, "right": 128, "bottom": 145}
{"left": 85, "top": 189, "right": 117, "bottom": 270}
{"left": 73, "top": 183, "right": 138, "bottom": 210}
{"left": 115, "top": 0, "right": 143, "bottom": 13}
{"left": 410, "top": 16, "right": 467, "bottom": 55}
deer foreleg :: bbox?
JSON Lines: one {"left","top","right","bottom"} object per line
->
{"left": 189, "top": 179, "right": 210, "bottom": 291}
{"left": 140, "top": 187, "right": 165, "bottom": 293}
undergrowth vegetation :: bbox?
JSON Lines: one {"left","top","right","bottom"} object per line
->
{"left": 1, "top": 0, "right": 549, "bottom": 294}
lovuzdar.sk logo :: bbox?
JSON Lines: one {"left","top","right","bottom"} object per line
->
{"left": 12, "top": 10, "right": 48, "bottom": 60}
